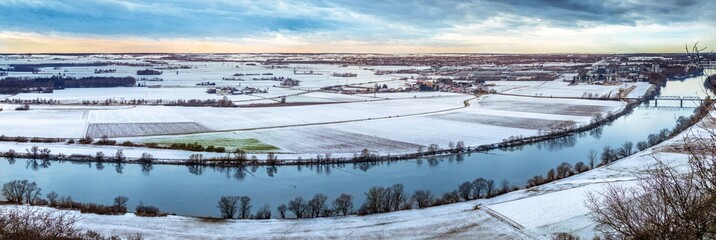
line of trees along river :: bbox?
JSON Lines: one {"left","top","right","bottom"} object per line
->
{"left": 0, "top": 73, "right": 712, "bottom": 217}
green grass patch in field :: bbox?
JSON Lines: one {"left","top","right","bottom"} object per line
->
{"left": 147, "top": 136, "right": 279, "bottom": 152}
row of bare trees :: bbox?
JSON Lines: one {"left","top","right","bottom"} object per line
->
{"left": 216, "top": 177, "right": 515, "bottom": 220}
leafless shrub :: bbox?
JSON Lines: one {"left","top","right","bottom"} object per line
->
{"left": 254, "top": 204, "right": 271, "bottom": 219}
{"left": 0, "top": 206, "right": 141, "bottom": 239}
{"left": 0, "top": 207, "right": 80, "bottom": 239}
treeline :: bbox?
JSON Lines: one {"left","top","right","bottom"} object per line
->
{"left": 215, "top": 179, "right": 517, "bottom": 220}
{"left": 0, "top": 62, "right": 151, "bottom": 72}
{"left": 0, "top": 62, "right": 108, "bottom": 72}
{"left": 1, "top": 96, "right": 236, "bottom": 107}
{"left": 0, "top": 76, "right": 136, "bottom": 94}
{"left": 0, "top": 135, "right": 65, "bottom": 144}
{"left": 0, "top": 144, "right": 152, "bottom": 165}
{"left": 136, "top": 69, "right": 162, "bottom": 75}
{"left": 1, "top": 179, "right": 165, "bottom": 217}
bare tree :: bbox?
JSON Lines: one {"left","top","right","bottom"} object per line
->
{"left": 139, "top": 152, "right": 154, "bottom": 163}
{"left": 574, "top": 161, "right": 589, "bottom": 173}
{"left": 471, "top": 178, "right": 487, "bottom": 199}
{"left": 385, "top": 184, "right": 407, "bottom": 211}
{"left": 277, "top": 204, "right": 287, "bottom": 219}
{"left": 113, "top": 196, "right": 129, "bottom": 213}
{"left": 2, "top": 179, "right": 41, "bottom": 204}
{"left": 233, "top": 149, "right": 247, "bottom": 164}
{"left": 485, "top": 179, "right": 495, "bottom": 198}
{"left": 46, "top": 191, "right": 58, "bottom": 206}
{"left": 307, "top": 194, "right": 328, "bottom": 218}
{"left": 428, "top": 144, "right": 440, "bottom": 154}
{"left": 416, "top": 146, "right": 424, "bottom": 156}
{"left": 95, "top": 151, "right": 105, "bottom": 162}
{"left": 547, "top": 169, "right": 556, "bottom": 181}
{"left": 411, "top": 190, "right": 434, "bottom": 208}
{"left": 238, "top": 196, "right": 252, "bottom": 219}
{"left": 333, "top": 193, "right": 353, "bottom": 216}
{"left": 440, "top": 190, "right": 460, "bottom": 204}
{"left": 26, "top": 146, "right": 39, "bottom": 159}
{"left": 601, "top": 146, "right": 616, "bottom": 165}
{"left": 588, "top": 149, "right": 597, "bottom": 169}
{"left": 637, "top": 141, "right": 649, "bottom": 151}
{"left": 288, "top": 196, "right": 307, "bottom": 218}
{"left": 361, "top": 186, "right": 385, "bottom": 214}
{"left": 39, "top": 148, "right": 51, "bottom": 160}
{"left": 4, "top": 149, "right": 16, "bottom": 160}
{"left": 555, "top": 162, "right": 574, "bottom": 179}
{"left": 455, "top": 141, "right": 465, "bottom": 152}
{"left": 266, "top": 152, "right": 278, "bottom": 164}
{"left": 115, "top": 149, "right": 125, "bottom": 162}
{"left": 458, "top": 181, "right": 472, "bottom": 201}
{"left": 621, "top": 141, "right": 634, "bottom": 156}
{"left": 500, "top": 179, "right": 511, "bottom": 194}
{"left": 217, "top": 196, "right": 239, "bottom": 219}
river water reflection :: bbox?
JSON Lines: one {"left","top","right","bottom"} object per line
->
{"left": 0, "top": 74, "right": 710, "bottom": 217}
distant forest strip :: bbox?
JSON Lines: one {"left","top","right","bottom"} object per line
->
{"left": 0, "top": 61, "right": 151, "bottom": 72}
{"left": 0, "top": 76, "right": 136, "bottom": 94}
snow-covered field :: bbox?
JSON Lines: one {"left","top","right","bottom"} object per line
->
{"left": 499, "top": 80, "right": 653, "bottom": 99}
{"left": 2, "top": 119, "right": 700, "bottom": 240}
{"left": 1, "top": 202, "right": 528, "bottom": 240}
{"left": 478, "top": 94, "right": 623, "bottom": 117}
{"left": 0, "top": 107, "right": 89, "bottom": 138}
{"left": 283, "top": 91, "right": 376, "bottom": 103}
{"left": 0, "top": 56, "right": 632, "bottom": 159}
{"left": 0, "top": 91, "right": 625, "bottom": 158}
{"left": 625, "top": 82, "right": 653, "bottom": 99}
{"left": 87, "top": 122, "right": 212, "bottom": 138}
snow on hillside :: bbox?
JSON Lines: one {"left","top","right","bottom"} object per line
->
{"left": 0, "top": 201, "right": 529, "bottom": 240}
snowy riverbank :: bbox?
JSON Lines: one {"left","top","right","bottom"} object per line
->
{"left": 1, "top": 113, "right": 706, "bottom": 239}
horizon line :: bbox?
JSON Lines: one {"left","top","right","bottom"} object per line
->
{"left": 0, "top": 52, "right": 693, "bottom": 55}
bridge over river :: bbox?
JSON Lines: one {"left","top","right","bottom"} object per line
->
{"left": 624, "top": 95, "right": 706, "bottom": 107}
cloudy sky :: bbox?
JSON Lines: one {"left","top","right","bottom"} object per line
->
{"left": 0, "top": 0, "right": 714, "bottom": 53}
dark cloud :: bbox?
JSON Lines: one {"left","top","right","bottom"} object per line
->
{"left": 0, "top": 0, "right": 712, "bottom": 40}
{"left": 486, "top": 0, "right": 712, "bottom": 26}
{"left": 322, "top": 0, "right": 714, "bottom": 28}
